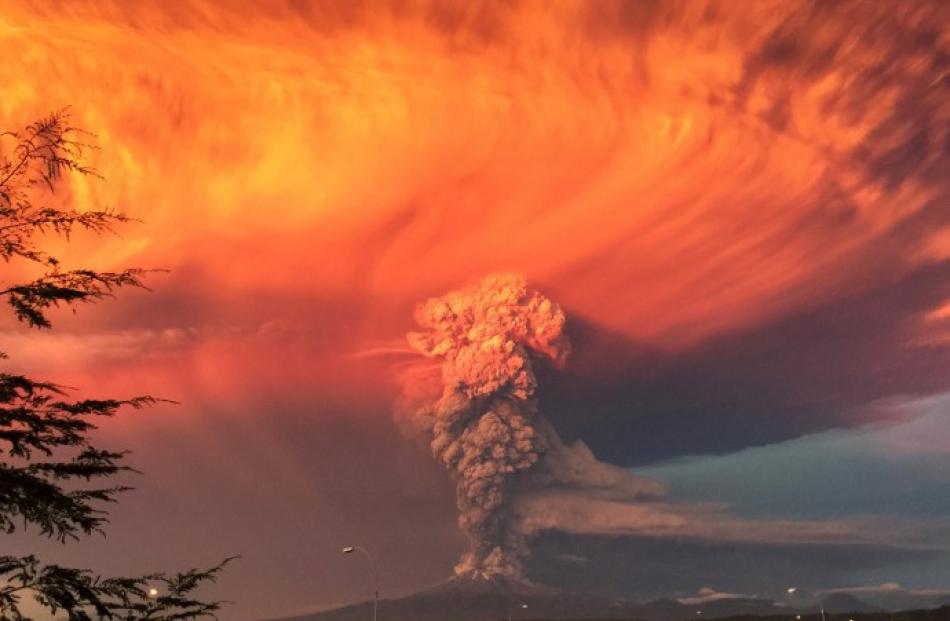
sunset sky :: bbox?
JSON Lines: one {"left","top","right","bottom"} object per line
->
{"left": 2, "top": 1, "right": 949, "bottom": 619}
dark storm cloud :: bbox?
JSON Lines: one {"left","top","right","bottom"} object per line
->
{"left": 540, "top": 260, "right": 950, "bottom": 466}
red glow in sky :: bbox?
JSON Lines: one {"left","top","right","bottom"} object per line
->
{"left": 2, "top": 2, "right": 949, "bottom": 620}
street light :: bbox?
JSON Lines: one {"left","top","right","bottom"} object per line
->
{"left": 508, "top": 602, "right": 528, "bottom": 621}
{"left": 790, "top": 586, "right": 827, "bottom": 621}
{"left": 785, "top": 586, "right": 801, "bottom": 621}
{"left": 785, "top": 587, "right": 797, "bottom": 614}
{"left": 342, "top": 546, "right": 378, "bottom": 621}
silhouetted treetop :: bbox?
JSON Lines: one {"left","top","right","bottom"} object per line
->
{"left": 0, "top": 109, "right": 232, "bottom": 620}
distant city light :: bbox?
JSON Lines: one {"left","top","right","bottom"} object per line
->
{"left": 147, "top": 587, "right": 159, "bottom": 598}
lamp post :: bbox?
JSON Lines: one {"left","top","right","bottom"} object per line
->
{"left": 342, "top": 546, "right": 378, "bottom": 621}
{"left": 805, "top": 587, "right": 826, "bottom": 621}
{"left": 787, "top": 586, "right": 825, "bottom": 621}
{"left": 786, "top": 587, "right": 799, "bottom": 620}
{"left": 508, "top": 602, "right": 528, "bottom": 621}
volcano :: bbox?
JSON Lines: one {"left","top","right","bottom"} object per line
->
{"left": 262, "top": 576, "right": 787, "bottom": 621}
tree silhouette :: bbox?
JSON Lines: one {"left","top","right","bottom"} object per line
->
{"left": 0, "top": 110, "right": 233, "bottom": 620}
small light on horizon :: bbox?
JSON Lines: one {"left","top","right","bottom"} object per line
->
{"left": 787, "top": 587, "right": 797, "bottom": 594}
{"left": 147, "top": 587, "right": 159, "bottom": 598}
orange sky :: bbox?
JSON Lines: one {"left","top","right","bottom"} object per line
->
{"left": 3, "top": 3, "right": 950, "bottom": 619}
{"left": 3, "top": 0, "right": 946, "bottom": 358}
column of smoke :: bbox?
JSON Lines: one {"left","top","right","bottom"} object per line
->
{"left": 396, "top": 273, "right": 570, "bottom": 580}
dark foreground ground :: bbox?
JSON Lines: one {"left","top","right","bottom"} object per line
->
{"left": 265, "top": 577, "right": 950, "bottom": 621}
{"left": 272, "top": 606, "right": 950, "bottom": 621}
{"left": 697, "top": 609, "right": 950, "bottom": 621}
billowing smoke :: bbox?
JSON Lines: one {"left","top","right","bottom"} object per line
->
{"left": 397, "top": 273, "right": 571, "bottom": 579}
{"left": 395, "top": 274, "right": 917, "bottom": 574}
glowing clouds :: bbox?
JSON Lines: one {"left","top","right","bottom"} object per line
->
{"left": 2, "top": 0, "right": 947, "bottom": 499}
{"left": 399, "top": 273, "right": 569, "bottom": 579}
{"left": 1, "top": 0, "right": 947, "bottom": 357}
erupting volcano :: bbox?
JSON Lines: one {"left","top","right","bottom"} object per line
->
{"left": 397, "top": 273, "right": 570, "bottom": 580}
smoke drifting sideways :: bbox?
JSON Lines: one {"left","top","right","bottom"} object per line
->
{"left": 397, "top": 273, "right": 664, "bottom": 581}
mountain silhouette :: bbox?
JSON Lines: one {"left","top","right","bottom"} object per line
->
{"left": 262, "top": 575, "right": 788, "bottom": 621}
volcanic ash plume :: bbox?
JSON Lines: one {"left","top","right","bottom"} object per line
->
{"left": 398, "top": 273, "right": 570, "bottom": 579}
